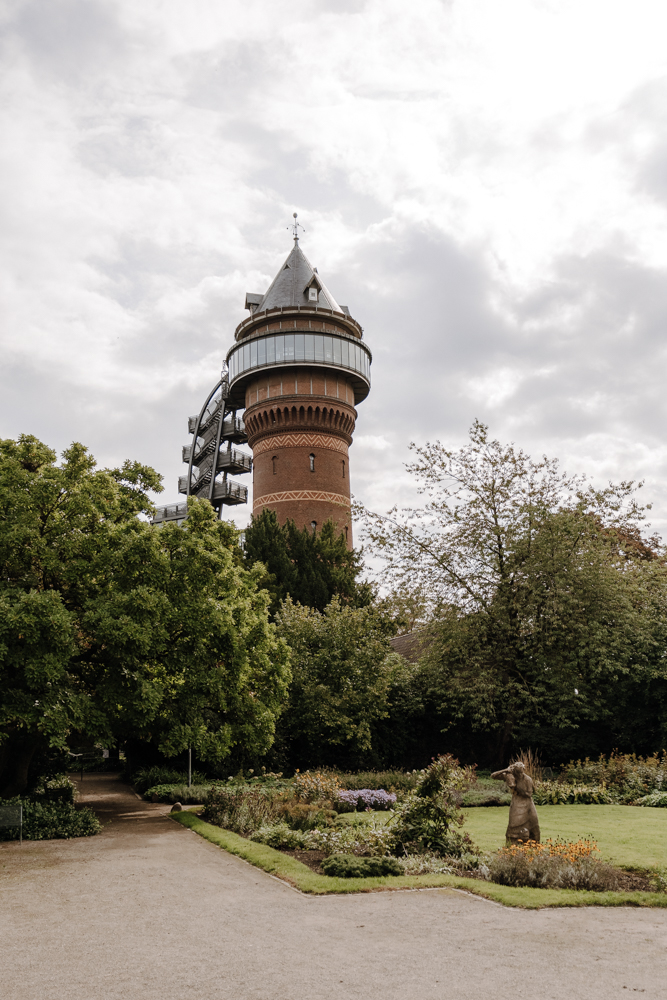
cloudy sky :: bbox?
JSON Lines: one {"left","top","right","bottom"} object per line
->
{"left": 3, "top": 0, "right": 667, "bottom": 536}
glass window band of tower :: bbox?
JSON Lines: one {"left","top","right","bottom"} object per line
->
{"left": 227, "top": 333, "right": 372, "bottom": 385}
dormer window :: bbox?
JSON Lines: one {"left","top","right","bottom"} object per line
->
{"left": 308, "top": 287, "right": 318, "bottom": 302}
{"left": 245, "top": 292, "right": 263, "bottom": 314}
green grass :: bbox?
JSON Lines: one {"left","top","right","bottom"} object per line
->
{"left": 172, "top": 811, "right": 667, "bottom": 908}
{"left": 463, "top": 804, "right": 667, "bottom": 869}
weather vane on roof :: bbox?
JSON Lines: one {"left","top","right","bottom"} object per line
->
{"left": 288, "top": 212, "right": 305, "bottom": 243}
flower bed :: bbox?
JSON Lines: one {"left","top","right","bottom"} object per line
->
{"left": 337, "top": 789, "right": 397, "bottom": 811}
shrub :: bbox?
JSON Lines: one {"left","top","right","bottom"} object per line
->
{"left": 31, "top": 774, "right": 77, "bottom": 805}
{"left": 337, "top": 789, "right": 397, "bottom": 811}
{"left": 276, "top": 801, "right": 336, "bottom": 830}
{"left": 391, "top": 754, "right": 476, "bottom": 858}
{"left": 144, "top": 783, "right": 217, "bottom": 804}
{"left": 651, "top": 869, "right": 667, "bottom": 892}
{"left": 461, "top": 788, "right": 512, "bottom": 807}
{"left": 559, "top": 752, "right": 667, "bottom": 797}
{"left": 293, "top": 770, "right": 341, "bottom": 803}
{"left": 131, "top": 766, "right": 208, "bottom": 794}
{"left": 203, "top": 787, "right": 278, "bottom": 835}
{"left": 306, "top": 821, "right": 396, "bottom": 857}
{"left": 250, "top": 823, "right": 311, "bottom": 850}
{"left": 487, "top": 839, "right": 620, "bottom": 891}
{"left": 0, "top": 797, "right": 101, "bottom": 841}
{"left": 321, "top": 853, "right": 402, "bottom": 878}
{"left": 636, "top": 791, "right": 667, "bottom": 807}
{"left": 533, "top": 781, "right": 616, "bottom": 805}
{"left": 333, "top": 771, "right": 421, "bottom": 794}
{"left": 396, "top": 854, "right": 457, "bottom": 875}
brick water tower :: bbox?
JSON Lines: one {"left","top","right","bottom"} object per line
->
{"left": 228, "top": 219, "right": 372, "bottom": 546}
{"left": 152, "top": 218, "right": 371, "bottom": 546}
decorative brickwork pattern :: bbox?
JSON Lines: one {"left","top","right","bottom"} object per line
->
{"left": 253, "top": 489, "right": 351, "bottom": 510}
{"left": 244, "top": 400, "right": 356, "bottom": 447}
{"left": 252, "top": 433, "right": 348, "bottom": 457}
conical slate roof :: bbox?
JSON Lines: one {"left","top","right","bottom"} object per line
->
{"left": 254, "top": 242, "right": 342, "bottom": 314}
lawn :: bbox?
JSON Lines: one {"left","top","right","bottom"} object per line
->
{"left": 463, "top": 804, "right": 667, "bottom": 869}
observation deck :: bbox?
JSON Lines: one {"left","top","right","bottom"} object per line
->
{"left": 225, "top": 304, "right": 372, "bottom": 410}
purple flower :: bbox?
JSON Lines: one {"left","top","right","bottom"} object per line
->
{"left": 338, "top": 789, "right": 397, "bottom": 810}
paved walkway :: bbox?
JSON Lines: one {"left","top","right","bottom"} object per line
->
{"left": 1, "top": 774, "right": 665, "bottom": 999}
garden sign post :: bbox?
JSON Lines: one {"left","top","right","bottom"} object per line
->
{"left": 0, "top": 803, "right": 23, "bottom": 844}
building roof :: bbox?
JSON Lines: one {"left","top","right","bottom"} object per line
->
{"left": 249, "top": 242, "right": 343, "bottom": 315}
{"left": 388, "top": 630, "right": 429, "bottom": 663}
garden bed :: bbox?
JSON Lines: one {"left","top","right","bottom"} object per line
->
{"left": 172, "top": 812, "right": 667, "bottom": 908}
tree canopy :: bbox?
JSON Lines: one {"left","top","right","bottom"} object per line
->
{"left": 0, "top": 435, "right": 291, "bottom": 794}
{"left": 243, "top": 509, "right": 372, "bottom": 615}
{"left": 272, "top": 596, "right": 401, "bottom": 769}
{"left": 356, "top": 421, "right": 667, "bottom": 765}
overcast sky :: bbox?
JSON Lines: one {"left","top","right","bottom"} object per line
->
{"left": 3, "top": 0, "right": 667, "bottom": 537}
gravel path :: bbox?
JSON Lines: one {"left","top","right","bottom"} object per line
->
{"left": 1, "top": 774, "right": 665, "bottom": 999}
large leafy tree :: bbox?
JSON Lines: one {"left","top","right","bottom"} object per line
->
{"left": 0, "top": 435, "right": 291, "bottom": 794}
{"left": 273, "top": 597, "right": 401, "bottom": 769}
{"left": 357, "top": 421, "right": 667, "bottom": 764}
{"left": 243, "top": 509, "right": 371, "bottom": 615}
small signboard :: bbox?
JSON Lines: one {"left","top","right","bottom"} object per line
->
{"left": 0, "top": 804, "right": 23, "bottom": 844}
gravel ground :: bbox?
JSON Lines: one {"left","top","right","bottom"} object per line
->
{"left": 1, "top": 773, "right": 665, "bottom": 1000}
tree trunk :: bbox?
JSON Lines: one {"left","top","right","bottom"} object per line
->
{"left": 494, "top": 716, "right": 514, "bottom": 770}
{"left": 0, "top": 737, "right": 40, "bottom": 797}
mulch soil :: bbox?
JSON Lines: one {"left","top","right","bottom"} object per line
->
{"left": 279, "top": 848, "right": 327, "bottom": 874}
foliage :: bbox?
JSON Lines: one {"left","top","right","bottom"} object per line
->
{"left": 533, "top": 781, "right": 617, "bottom": 805}
{"left": 396, "top": 854, "right": 457, "bottom": 875}
{"left": 487, "top": 838, "right": 620, "bottom": 890}
{"left": 278, "top": 801, "right": 336, "bottom": 830}
{"left": 132, "top": 766, "right": 208, "bottom": 794}
{"left": 460, "top": 787, "right": 512, "bottom": 807}
{"left": 637, "top": 792, "right": 667, "bottom": 808}
{"left": 274, "top": 598, "right": 401, "bottom": 767}
{"left": 305, "top": 820, "right": 396, "bottom": 857}
{"left": 0, "top": 796, "right": 100, "bottom": 840}
{"left": 559, "top": 752, "right": 667, "bottom": 796}
{"left": 203, "top": 786, "right": 279, "bottom": 835}
{"left": 332, "top": 770, "right": 421, "bottom": 793}
{"left": 356, "top": 421, "right": 667, "bottom": 765}
{"left": 321, "top": 853, "right": 402, "bottom": 878}
{"left": 144, "top": 783, "right": 216, "bottom": 804}
{"left": 651, "top": 869, "right": 667, "bottom": 892}
{"left": 337, "top": 789, "right": 397, "bottom": 811}
{"left": 250, "top": 822, "right": 311, "bottom": 850}
{"left": 293, "top": 769, "right": 341, "bottom": 803}
{"left": 244, "top": 510, "right": 372, "bottom": 616}
{"left": 31, "top": 774, "right": 77, "bottom": 804}
{"left": 391, "top": 754, "right": 475, "bottom": 857}
{"left": 0, "top": 434, "right": 291, "bottom": 795}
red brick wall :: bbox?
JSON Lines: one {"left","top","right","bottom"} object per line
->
{"left": 244, "top": 369, "right": 357, "bottom": 546}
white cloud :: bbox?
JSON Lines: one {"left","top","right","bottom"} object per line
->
{"left": 2, "top": 0, "right": 667, "bottom": 534}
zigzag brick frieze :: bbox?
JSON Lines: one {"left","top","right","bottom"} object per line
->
{"left": 253, "top": 490, "right": 351, "bottom": 510}
{"left": 252, "top": 433, "right": 348, "bottom": 457}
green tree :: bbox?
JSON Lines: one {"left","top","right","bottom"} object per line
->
{"left": 244, "top": 509, "right": 371, "bottom": 615}
{"left": 357, "top": 421, "right": 667, "bottom": 764}
{"left": 273, "top": 596, "right": 400, "bottom": 768}
{"left": 0, "top": 435, "right": 291, "bottom": 794}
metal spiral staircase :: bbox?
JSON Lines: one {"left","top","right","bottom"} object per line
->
{"left": 151, "top": 370, "right": 251, "bottom": 526}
